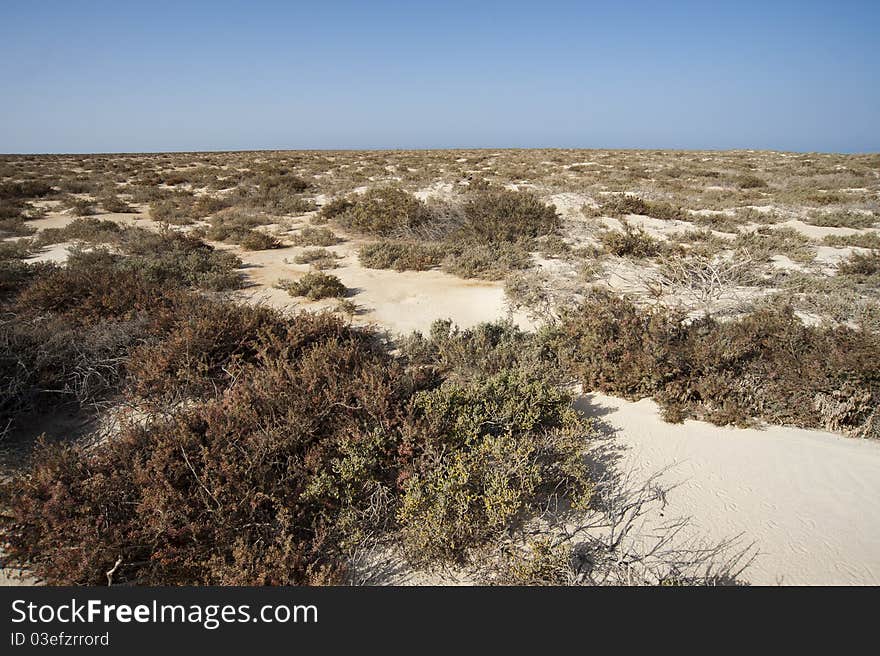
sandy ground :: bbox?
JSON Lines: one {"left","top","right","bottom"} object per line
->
{"left": 234, "top": 242, "right": 527, "bottom": 335}
{"left": 575, "top": 393, "right": 880, "bottom": 585}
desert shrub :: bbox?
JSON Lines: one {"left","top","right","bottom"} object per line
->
{"left": 555, "top": 291, "right": 880, "bottom": 432}
{"left": 822, "top": 233, "right": 880, "bottom": 249}
{"left": 0, "top": 181, "right": 54, "bottom": 200}
{"left": 806, "top": 210, "right": 876, "bottom": 229}
{"left": 191, "top": 194, "right": 232, "bottom": 218}
{"left": 230, "top": 173, "right": 314, "bottom": 214}
{"left": 399, "top": 319, "right": 554, "bottom": 384}
{"left": 538, "top": 234, "right": 571, "bottom": 257}
{"left": 0, "top": 200, "right": 24, "bottom": 220}
{"left": 733, "top": 174, "right": 768, "bottom": 189}
{"left": 98, "top": 194, "right": 136, "bottom": 213}
{"left": 441, "top": 241, "right": 532, "bottom": 280}
{"left": 733, "top": 226, "right": 814, "bottom": 263}
{"left": 293, "top": 248, "right": 339, "bottom": 269}
{"left": 0, "top": 239, "right": 35, "bottom": 261}
{"left": 127, "top": 300, "right": 311, "bottom": 403}
{"left": 36, "top": 217, "right": 122, "bottom": 246}
{"left": 277, "top": 272, "right": 346, "bottom": 299}
{"left": 598, "top": 223, "right": 662, "bottom": 257}
{"left": 318, "top": 197, "right": 353, "bottom": 221}
{"left": 359, "top": 241, "right": 443, "bottom": 271}
{"left": 598, "top": 195, "right": 684, "bottom": 221}
{"left": 689, "top": 212, "right": 742, "bottom": 233}
{"left": 291, "top": 226, "right": 340, "bottom": 246}
{"left": 0, "top": 260, "right": 53, "bottom": 299}
{"left": 0, "top": 313, "right": 146, "bottom": 426}
{"left": 149, "top": 195, "right": 195, "bottom": 225}
{"left": 199, "top": 209, "right": 276, "bottom": 244}
{"left": 0, "top": 317, "right": 410, "bottom": 584}
{"left": 398, "top": 373, "right": 593, "bottom": 564}
{"left": 333, "top": 299, "right": 361, "bottom": 316}
{"left": 118, "top": 233, "right": 243, "bottom": 292}
{"left": 0, "top": 301, "right": 598, "bottom": 583}
{"left": 334, "top": 187, "right": 430, "bottom": 237}
{"left": 837, "top": 250, "right": 880, "bottom": 278}
{"left": 0, "top": 216, "right": 37, "bottom": 238}
{"left": 61, "top": 196, "right": 97, "bottom": 217}
{"left": 459, "top": 189, "right": 559, "bottom": 242}
{"left": 238, "top": 230, "right": 283, "bottom": 250}
{"left": 40, "top": 227, "right": 244, "bottom": 292}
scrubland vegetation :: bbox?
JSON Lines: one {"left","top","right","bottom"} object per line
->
{"left": 1, "top": 148, "right": 878, "bottom": 586}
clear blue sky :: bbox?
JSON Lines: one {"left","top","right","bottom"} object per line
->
{"left": 1, "top": 0, "right": 877, "bottom": 153}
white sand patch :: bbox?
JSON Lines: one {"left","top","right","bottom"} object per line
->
{"left": 546, "top": 192, "right": 592, "bottom": 220}
{"left": 232, "top": 237, "right": 533, "bottom": 335}
{"left": 576, "top": 393, "right": 880, "bottom": 585}
{"left": 413, "top": 182, "right": 454, "bottom": 201}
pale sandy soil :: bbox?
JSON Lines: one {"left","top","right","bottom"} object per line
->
{"left": 233, "top": 239, "right": 530, "bottom": 335}
{"left": 575, "top": 394, "right": 880, "bottom": 585}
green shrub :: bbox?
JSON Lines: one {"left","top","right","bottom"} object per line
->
{"left": 733, "top": 226, "right": 814, "bottom": 263}
{"left": 0, "top": 181, "right": 54, "bottom": 200}
{"left": 99, "top": 194, "right": 136, "bottom": 213}
{"left": 806, "top": 210, "right": 876, "bottom": 229}
{"left": 734, "top": 174, "right": 768, "bottom": 189}
{"left": 318, "top": 197, "right": 353, "bottom": 221}
{"left": 838, "top": 250, "right": 880, "bottom": 277}
{"left": 598, "top": 223, "right": 662, "bottom": 257}
{"left": 460, "top": 189, "right": 559, "bottom": 241}
{"left": 359, "top": 241, "right": 443, "bottom": 271}
{"left": 61, "top": 196, "right": 97, "bottom": 217}
{"left": 238, "top": 230, "right": 283, "bottom": 250}
{"left": 0, "top": 239, "right": 35, "bottom": 261}
{"left": 191, "top": 194, "right": 232, "bottom": 218}
{"left": 599, "top": 195, "right": 684, "bottom": 221}
{"left": 291, "top": 226, "right": 341, "bottom": 247}
{"left": 293, "top": 248, "right": 339, "bottom": 269}
{"left": 398, "top": 373, "right": 593, "bottom": 564}
{"left": 277, "top": 272, "right": 347, "bottom": 299}
{"left": 441, "top": 241, "right": 532, "bottom": 280}
{"left": 399, "top": 319, "right": 555, "bottom": 384}
{"left": 149, "top": 195, "right": 195, "bottom": 225}
{"left": 334, "top": 187, "right": 430, "bottom": 237}
{"left": 822, "top": 233, "right": 880, "bottom": 249}
{"left": 37, "top": 218, "right": 122, "bottom": 246}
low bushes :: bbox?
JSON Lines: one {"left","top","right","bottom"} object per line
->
{"left": 441, "top": 241, "right": 532, "bottom": 280}
{"left": 598, "top": 195, "right": 685, "bottom": 221}
{"left": 0, "top": 261, "right": 598, "bottom": 584}
{"left": 332, "top": 187, "right": 559, "bottom": 244}
{"left": 98, "top": 194, "right": 136, "bottom": 213}
{"left": 838, "top": 250, "right": 880, "bottom": 278}
{"left": 458, "top": 189, "right": 560, "bottom": 241}
{"left": 598, "top": 223, "right": 662, "bottom": 257}
{"left": 555, "top": 290, "right": 880, "bottom": 434}
{"left": 398, "top": 373, "right": 593, "bottom": 564}
{"left": 293, "top": 248, "right": 339, "bottom": 269}
{"left": 333, "top": 187, "right": 431, "bottom": 237}
{"left": 291, "top": 227, "right": 340, "bottom": 247}
{"left": 238, "top": 230, "right": 283, "bottom": 250}
{"left": 36, "top": 217, "right": 122, "bottom": 246}
{"left": 359, "top": 241, "right": 443, "bottom": 271}
{"left": 277, "top": 272, "right": 347, "bottom": 299}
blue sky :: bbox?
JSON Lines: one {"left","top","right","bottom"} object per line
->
{"left": 1, "top": 0, "right": 877, "bottom": 153}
